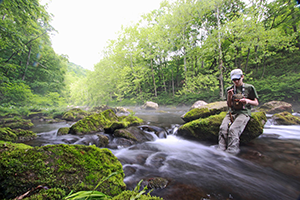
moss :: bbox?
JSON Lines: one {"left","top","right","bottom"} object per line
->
{"left": 69, "top": 109, "right": 144, "bottom": 135}
{"left": 0, "top": 117, "right": 34, "bottom": 130}
{"left": 179, "top": 112, "right": 226, "bottom": 141}
{"left": 178, "top": 112, "right": 266, "bottom": 144}
{"left": 0, "top": 140, "right": 33, "bottom": 152}
{"left": 0, "top": 127, "right": 36, "bottom": 142}
{"left": 62, "top": 108, "right": 90, "bottom": 121}
{"left": 240, "top": 112, "right": 267, "bottom": 144}
{"left": 182, "top": 101, "right": 227, "bottom": 122}
{"left": 0, "top": 144, "right": 125, "bottom": 199}
{"left": 114, "top": 129, "right": 138, "bottom": 141}
{"left": 272, "top": 111, "right": 300, "bottom": 125}
{"left": 112, "top": 190, "right": 164, "bottom": 200}
{"left": 23, "top": 188, "right": 66, "bottom": 200}
{"left": 57, "top": 127, "right": 70, "bottom": 135}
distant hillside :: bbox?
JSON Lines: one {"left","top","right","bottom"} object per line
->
{"left": 67, "top": 62, "right": 88, "bottom": 77}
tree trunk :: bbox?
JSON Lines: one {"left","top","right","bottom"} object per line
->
{"left": 244, "top": 48, "right": 250, "bottom": 73}
{"left": 172, "top": 66, "right": 175, "bottom": 96}
{"left": 150, "top": 59, "right": 157, "bottom": 97}
{"left": 216, "top": 5, "right": 224, "bottom": 100}
{"left": 22, "top": 45, "right": 32, "bottom": 81}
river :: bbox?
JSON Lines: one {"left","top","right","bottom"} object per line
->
{"left": 26, "top": 107, "right": 300, "bottom": 200}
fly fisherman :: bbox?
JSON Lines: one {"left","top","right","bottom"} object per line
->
{"left": 218, "top": 69, "right": 259, "bottom": 154}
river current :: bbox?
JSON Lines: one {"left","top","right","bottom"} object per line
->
{"left": 26, "top": 107, "right": 300, "bottom": 200}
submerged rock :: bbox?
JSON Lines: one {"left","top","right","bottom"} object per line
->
{"left": 177, "top": 111, "right": 267, "bottom": 144}
{"left": 146, "top": 177, "right": 169, "bottom": 189}
{"left": 0, "top": 144, "right": 125, "bottom": 199}
{"left": 272, "top": 111, "right": 300, "bottom": 125}
{"left": 181, "top": 101, "right": 228, "bottom": 123}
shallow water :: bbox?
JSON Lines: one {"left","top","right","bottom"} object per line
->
{"left": 26, "top": 107, "right": 300, "bottom": 200}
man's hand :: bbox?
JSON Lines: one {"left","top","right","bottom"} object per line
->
{"left": 227, "top": 89, "right": 234, "bottom": 97}
{"left": 239, "top": 97, "right": 248, "bottom": 105}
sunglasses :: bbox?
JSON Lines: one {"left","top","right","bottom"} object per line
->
{"left": 232, "top": 78, "right": 241, "bottom": 81}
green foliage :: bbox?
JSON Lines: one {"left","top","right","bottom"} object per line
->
{"left": 251, "top": 73, "right": 300, "bottom": 103}
{"left": 64, "top": 172, "right": 120, "bottom": 200}
{"left": 0, "top": 81, "right": 33, "bottom": 106}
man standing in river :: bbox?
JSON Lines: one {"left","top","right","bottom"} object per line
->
{"left": 218, "top": 69, "right": 259, "bottom": 154}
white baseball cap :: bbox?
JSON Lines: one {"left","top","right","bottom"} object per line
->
{"left": 230, "top": 69, "right": 243, "bottom": 80}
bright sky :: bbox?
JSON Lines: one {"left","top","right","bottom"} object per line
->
{"left": 41, "top": 0, "right": 164, "bottom": 70}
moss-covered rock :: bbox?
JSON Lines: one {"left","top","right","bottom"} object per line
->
{"left": 0, "top": 144, "right": 125, "bottom": 199}
{"left": 177, "top": 111, "right": 267, "bottom": 144}
{"left": 57, "top": 127, "right": 70, "bottom": 135}
{"left": 97, "top": 134, "right": 109, "bottom": 147}
{"left": 0, "top": 140, "right": 33, "bottom": 152}
{"left": 0, "top": 117, "right": 34, "bottom": 130}
{"left": 272, "top": 111, "right": 300, "bottom": 125}
{"left": 0, "top": 127, "right": 37, "bottom": 142}
{"left": 62, "top": 108, "right": 90, "bottom": 121}
{"left": 69, "top": 109, "right": 143, "bottom": 135}
{"left": 181, "top": 101, "right": 228, "bottom": 122}
{"left": 89, "top": 105, "right": 116, "bottom": 114}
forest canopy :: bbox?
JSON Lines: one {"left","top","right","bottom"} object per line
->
{"left": 1, "top": 0, "right": 300, "bottom": 108}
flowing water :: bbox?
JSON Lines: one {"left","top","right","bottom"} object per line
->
{"left": 26, "top": 107, "right": 300, "bottom": 200}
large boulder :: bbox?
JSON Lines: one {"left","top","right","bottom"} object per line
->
{"left": 271, "top": 111, "right": 300, "bottom": 125}
{"left": 258, "top": 101, "right": 292, "bottom": 114}
{"left": 181, "top": 101, "right": 228, "bottom": 123}
{"left": 62, "top": 108, "right": 90, "bottom": 121}
{"left": 69, "top": 109, "right": 143, "bottom": 135}
{"left": 141, "top": 101, "right": 159, "bottom": 110}
{"left": 190, "top": 100, "right": 208, "bottom": 110}
{"left": 177, "top": 111, "right": 267, "bottom": 144}
{"left": 0, "top": 144, "right": 125, "bottom": 199}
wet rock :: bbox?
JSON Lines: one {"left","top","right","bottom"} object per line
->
{"left": 123, "top": 166, "right": 136, "bottom": 177}
{"left": 272, "top": 111, "right": 300, "bottom": 125}
{"left": 114, "top": 126, "right": 155, "bottom": 144}
{"left": 97, "top": 134, "right": 109, "bottom": 147}
{"left": 177, "top": 111, "right": 267, "bottom": 144}
{"left": 258, "top": 101, "right": 292, "bottom": 114}
{"left": 146, "top": 177, "right": 169, "bottom": 189}
{"left": 138, "top": 125, "right": 168, "bottom": 138}
{"left": 141, "top": 101, "right": 159, "bottom": 110}
{"left": 181, "top": 101, "right": 228, "bottom": 123}
{"left": 190, "top": 100, "right": 208, "bottom": 110}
